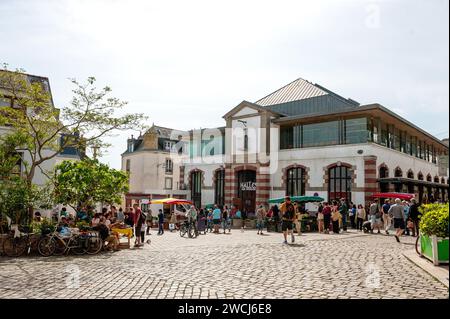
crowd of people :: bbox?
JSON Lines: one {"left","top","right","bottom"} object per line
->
{"left": 35, "top": 195, "right": 425, "bottom": 249}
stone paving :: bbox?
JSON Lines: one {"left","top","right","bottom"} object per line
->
{"left": 0, "top": 229, "right": 448, "bottom": 299}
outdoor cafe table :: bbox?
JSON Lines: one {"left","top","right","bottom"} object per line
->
{"left": 111, "top": 227, "right": 132, "bottom": 248}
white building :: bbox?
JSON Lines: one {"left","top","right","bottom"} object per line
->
{"left": 123, "top": 78, "right": 449, "bottom": 214}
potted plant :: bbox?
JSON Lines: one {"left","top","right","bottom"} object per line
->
{"left": 245, "top": 215, "right": 256, "bottom": 229}
{"left": 418, "top": 203, "right": 449, "bottom": 265}
{"left": 232, "top": 216, "right": 242, "bottom": 228}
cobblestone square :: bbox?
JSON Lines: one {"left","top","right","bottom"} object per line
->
{"left": 0, "top": 229, "right": 448, "bottom": 299}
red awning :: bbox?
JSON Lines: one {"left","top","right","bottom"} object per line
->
{"left": 372, "top": 192, "right": 415, "bottom": 200}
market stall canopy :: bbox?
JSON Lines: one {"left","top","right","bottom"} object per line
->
{"left": 371, "top": 192, "right": 415, "bottom": 200}
{"left": 150, "top": 198, "right": 193, "bottom": 205}
{"left": 268, "top": 196, "right": 324, "bottom": 204}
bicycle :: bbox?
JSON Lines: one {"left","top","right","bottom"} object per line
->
{"left": 179, "top": 220, "right": 197, "bottom": 238}
{"left": 38, "top": 229, "right": 87, "bottom": 256}
{"left": 2, "top": 226, "right": 38, "bottom": 257}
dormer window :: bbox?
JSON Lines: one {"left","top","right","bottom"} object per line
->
{"left": 164, "top": 141, "right": 174, "bottom": 151}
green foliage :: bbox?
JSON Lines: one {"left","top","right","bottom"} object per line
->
{"left": 30, "top": 217, "right": 56, "bottom": 235}
{"left": 76, "top": 220, "right": 91, "bottom": 231}
{"left": 419, "top": 203, "right": 449, "bottom": 238}
{"left": 53, "top": 158, "right": 129, "bottom": 209}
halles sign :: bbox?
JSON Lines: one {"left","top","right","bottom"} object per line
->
{"left": 240, "top": 181, "right": 256, "bottom": 191}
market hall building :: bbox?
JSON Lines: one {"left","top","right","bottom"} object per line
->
{"left": 122, "top": 78, "right": 449, "bottom": 214}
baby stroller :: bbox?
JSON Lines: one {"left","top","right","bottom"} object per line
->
{"left": 197, "top": 217, "right": 207, "bottom": 235}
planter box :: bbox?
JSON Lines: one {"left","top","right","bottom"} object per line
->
{"left": 420, "top": 235, "right": 449, "bottom": 265}
{"left": 244, "top": 219, "right": 256, "bottom": 229}
{"left": 232, "top": 219, "right": 242, "bottom": 229}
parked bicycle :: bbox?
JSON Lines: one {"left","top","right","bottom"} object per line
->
{"left": 179, "top": 220, "right": 197, "bottom": 238}
{"left": 2, "top": 226, "right": 39, "bottom": 257}
{"left": 38, "top": 228, "right": 102, "bottom": 257}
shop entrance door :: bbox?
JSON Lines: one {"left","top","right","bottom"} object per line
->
{"left": 237, "top": 170, "right": 256, "bottom": 215}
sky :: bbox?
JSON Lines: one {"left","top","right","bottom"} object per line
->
{"left": 1, "top": 0, "right": 448, "bottom": 169}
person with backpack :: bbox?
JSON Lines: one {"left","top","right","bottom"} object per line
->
{"left": 279, "top": 196, "right": 296, "bottom": 244}
{"left": 369, "top": 199, "right": 382, "bottom": 234}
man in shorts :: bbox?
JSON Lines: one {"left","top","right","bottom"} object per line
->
{"left": 280, "top": 196, "right": 296, "bottom": 244}
{"left": 369, "top": 199, "right": 382, "bottom": 234}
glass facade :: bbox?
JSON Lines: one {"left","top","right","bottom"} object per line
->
{"left": 303, "top": 121, "right": 339, "bottom": 147}
{"left": 345, "top": 118, "right": 368, "bottom": 144}
{"left": 280, "top": 116, "right": 444, "bottom": 165}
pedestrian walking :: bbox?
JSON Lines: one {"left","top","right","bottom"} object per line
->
{"left": 382, "top": 199, "right": 391, "bottom": 235}
{"left": 256, "top": 205, "right": 266, "bottom": 235}
{"left": 409, "top": 199, "right": 420, "bottom": 237}
{"left": 388, "top": 198, "right": 406, "bottom": 243}
{"left": 322, "top": 202, "right": 332, "bottom": 234}
{"left": 280, "top": 196, "right": 296, "bottom": 244}
{"left": 212, "top": 205, "right": 221, "bottom": 234}
{"left": 369, "top": 199, "right": 382, "bottom": 234}
{"left": 356, "top": 204, "right": 366, "bottom": 231}
{"left": 402, "top": 200, "right": 410, "bottom": 236}
{"left": 222, "top": 205, "right": 231, "bottom": 233}
{"left": 206, "top": 209, "right": 213, "bottom": 232}
{"left": 157, "top": 209, "right": 164, "bottom": 235}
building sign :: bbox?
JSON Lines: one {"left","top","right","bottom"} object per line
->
{"left": 438, "top": 155, "right": 448, "bottom": 176}
{"left": 141, "top": 199, "right": 150, "bottom": 204}
{"left": 240, "top": 181, "right": 256, "bottom": 191}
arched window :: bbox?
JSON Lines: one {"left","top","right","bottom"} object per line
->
{"left": 407, "top": 170, "right": 414, "bottom": 179}
{"left": 434, "top": 176, "right": 439, "bottom": 183}
{"left": 379, "top": 166, "right": 389, "bottom": 178}
{"left": 379, "top": 165, "right": 389, "bottom": 192}
{"left": 214, "top": 169, "right": 225, "bottom": 206}
{"left": 394, "top": 167, "right": 403, "bottom": 177}
{"left": 441, "top": 178, "right": 446, "bottom": 184}
{"left": 426, "top": 174, "right": 432, "bottom": 182}
{"left": 418, "top": 172, "right": 424, "bottom": 180}
{"left": 190, "top": 171, "right": 202, "bottom": 209}
{"left": 286, "top": 167, "right": 306, "bottom": 196}
{"left": 328, "top": 165, "right": 352, "bottom": 201}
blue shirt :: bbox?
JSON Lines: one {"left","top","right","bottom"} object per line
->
{"left": 382, "top": 203, "right": 390, "bottom": 214}
{"left": 212, "top": 208, "right": 221, "bottom": 220}
{"left": 235, "top": 210, "right": 241, "bottom": 219}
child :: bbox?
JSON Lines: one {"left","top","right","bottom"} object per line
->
{"left": 139, "top": 219, "right": 150, "bottom": 245}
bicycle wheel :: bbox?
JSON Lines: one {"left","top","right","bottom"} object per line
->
{"left": 86, "top": 235, "right": 103, "bottom": 255}
{"left": 3, "top": 236, "right": 27, "bottom": 257}
{"left": 188, "top": 225, "right": 195, "bottom": 238}
{"left": 37, "top": 236, "right": 56, "bottom": 257}
{"left": 415, "top": 234, "right": 421, "bottom": 256}
{"left": 53, "top": 237, "right": 67, "bottom": 256}
{"left": 180, "top": 225, "right": 187, "bottom": 237}
{"left": 71, "top": 235, "right": 87, "bottom": 255}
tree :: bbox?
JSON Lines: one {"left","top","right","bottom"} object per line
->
{"left": 53, "top": 159, "right": 129, "bottom": 210}
{"left": 0, "top": 63, "right": 147, "bottom": 216}
{"left": 0, "top": 132, "right": 54, "bottom": 225}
